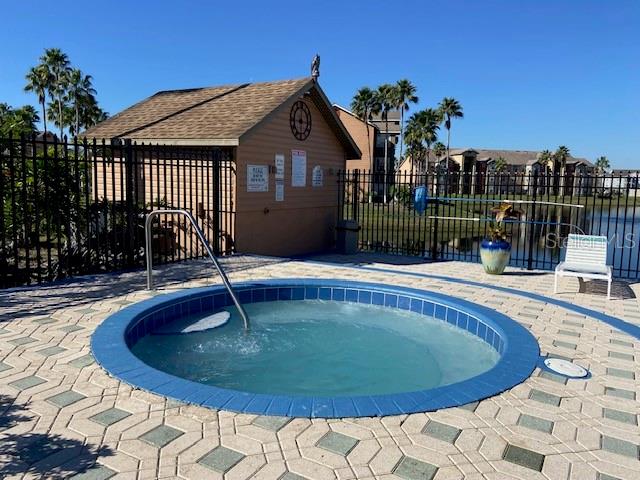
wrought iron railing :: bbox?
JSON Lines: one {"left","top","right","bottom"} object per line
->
{"left": 0, "top": 135, "right": 236, "bottom": 288}
{"left": 338, "top": 169, "right": 640, "bottom": 278}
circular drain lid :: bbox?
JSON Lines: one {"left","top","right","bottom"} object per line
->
{"left": 544, "top": 358, "right": 588, "bottom": 378}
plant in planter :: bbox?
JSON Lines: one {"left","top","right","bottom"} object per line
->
{"left": 146, "top": 198, "right": 178, "bottom": 258}
{"left": 151, "top": 219, "right": 177, "bottom": 257}
{"left": 480, "top": 202, "right": 522, "bottom": 274}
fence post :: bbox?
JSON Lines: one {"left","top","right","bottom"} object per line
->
{"left": 431, "top": 170, "right": 440, "bottom": 260}
{"left": 212, "top": 149, "right": 221, "bottom": 255}
{"left": 337, "top": 170, "right": 344, "bottom": 223}
{"left": 526, "top": 173, "right": 538, "bottom": 270}
{"left": 124, "top": 139, "right": 135, "bottom": 267}
{"left": 352, "top": 169, "right": 359, "bottom": 221}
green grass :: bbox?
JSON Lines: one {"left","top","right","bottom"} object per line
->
{"left": 347, "top": 202, "right": 487, "bottom": 251}
{"left": 343, "top": 192, "right": 638, "bottom": 253}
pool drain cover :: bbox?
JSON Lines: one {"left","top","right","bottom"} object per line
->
{"left": 544, "top": 358, "right": 588, "bottom": 378}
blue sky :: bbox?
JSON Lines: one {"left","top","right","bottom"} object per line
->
{"left": 2, "top": 1, "right": 638, "bottom": 167}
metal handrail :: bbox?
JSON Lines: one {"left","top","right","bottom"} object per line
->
{"left": 145, "top": 209, "right": 250, "bottom": 330}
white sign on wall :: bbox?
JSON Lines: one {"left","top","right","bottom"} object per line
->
{"left": 275, "top": 153, "right": 285, "bottom": 180}
{"left": 275, "top": 181, "right": 284, "bottom": 201}
{"left": 312, "top": 165, "right": 323, "bottom": 187}
{"left": 247, "top": 164, "right": 269, "bottom": 192}
{"left": 291, "top": 149, "right": 307, "bottom": 187}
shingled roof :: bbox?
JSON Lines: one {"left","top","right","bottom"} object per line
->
{"left": 82, "top": 77, "right": 360, "bottom": 158}
{"left": 474, "top": 148, "right": 593, "bottom": 167}
{"left": 475, "top": 149, "right": 541, "bottom": 166}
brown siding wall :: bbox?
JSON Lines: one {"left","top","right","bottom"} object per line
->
{"left": 235, "top": 96, "right": 347, "bottom": 256}
{"left": 335, "top": 108, "right": 375, "bottom": 171}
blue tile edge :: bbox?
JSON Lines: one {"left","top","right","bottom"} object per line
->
{"left": 300, "top": 259, "right": 640, "bottom": 341}
{"left": 91, "top": 278, "right": 540, "bottom": 419}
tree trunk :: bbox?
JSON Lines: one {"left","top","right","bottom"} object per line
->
{"left": 56, "top": 70, "right": 64, "bottom": 139}
{"left": 58, "top": 94, "right": 63, "bottom": 139}
{"left": 446, "top": 127, "right": 451, "bottom": 170}
{"left": 41, "top": 99, "right": 47, "bottom": 133}
{"left": 425, "top": 148, "right": 431, "bottom": 188}
{"left": 75, "top": 102, "right": 79, "bottom": 138}
{"left": 446, "top": 123, "right": 451, "bottom": 193}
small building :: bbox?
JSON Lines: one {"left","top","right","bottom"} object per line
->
{"left": 605, "top": 170, "right": 640, "bottom": 196}
{"left": 394, "top": 147, "right": 597, "bottom": 196}
{"left": 333, "top": 105, "right": 398, "bottom": 174}
{"left": 369, "top": 109, "right": 400, "bottom": 172}
{"left": 25, "top": 130, "right": 58, "bottom": 155}
{"left": 419, "top": 148, "right": 594, "bottom": 195}
{"left": 333, "top": 105, "right": 377, "bottom": 172}
{"left": 333, "top": 105, "right": 399, "bottom": 200}
{"left": 35, "top": 131, "right": 58, "bottom": 143}
{"left": 84, "top": 77, "right": 360, "bottom": 256}
{"left": 473, "top": 149, "right": 594, "bottom": 195}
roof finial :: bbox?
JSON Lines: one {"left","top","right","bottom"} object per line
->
{"left": 311, "top": 54, "right": 320, "bottom": 81}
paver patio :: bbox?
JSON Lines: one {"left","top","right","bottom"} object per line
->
{"left": 1, "top": 254, "right": 639, "bottom": 479}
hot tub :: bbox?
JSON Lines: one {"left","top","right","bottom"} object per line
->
{"left": 91, "top": 279, "right": 539, "bottom": 418}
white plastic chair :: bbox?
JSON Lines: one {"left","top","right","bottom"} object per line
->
{"left": 554, "top": 234, "right": 612, "bottom": 300}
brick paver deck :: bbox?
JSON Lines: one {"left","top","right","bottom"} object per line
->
{"left": 1, "top": 254, "right": 639, "bottom": 479}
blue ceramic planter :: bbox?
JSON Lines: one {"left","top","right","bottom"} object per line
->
{"left": 480, "top": 239, "right": 511, "bottom": 274}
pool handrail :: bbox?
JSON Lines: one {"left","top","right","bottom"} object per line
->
{"left": 144, "top": 209, "right": 250, "bottom": 330}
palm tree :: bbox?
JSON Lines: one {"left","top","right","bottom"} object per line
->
{"left": 0, "top": 103, "right": 13, "bottom": 139}
{"left": 554, "top": 145, "right": 570, "bottom": 171}
{"left": 350, "top": 87, "right": 380, "bottom": 172}
{"left": 437, "top": 97, "right": 464, "bottom": 174}
{"left": 595, "top": 156, "right": 610, "bottom": 173}
{"left": 431, "top": 141, "right": 446, "bottom": 194}
{"left": 404, "top": 114, "right": 422, "bottom": 176}
{"left": 432, "top": 142, "right": 446, "bottom": 163}
{"left": 0, "top": 103, "right": 11, "bottom": 120}
{"left": 594, "top": 155, "right": 610, "bottom": 195}
{"left": 494, "top": 156, "right": 507, "bottom": 173}
{"left": 66, "top": 68, "right": 96, "bottom": 137}
{"left": 376, "top": 84, "right": 397, "bottom": 202}
{"left": 15, "top": 105, "right": 40, "bottom": 133}
{"left": 536, "top": 149, "right": 553, "bottom": 194}
{"left": 554, "top": 145, "right": 570, "bottom": 194}
{"left": 538, "top": 149, "right": 553, "bottom": 167}
{"left": 405, "top": 109, "right": 439, "bottom": 194}
{"left": 394, "top": 79, "right": 418, "bottom": 164}
{"left": 0, "top": 104, "right": 39, "bottom": 137}
{"left": 81, "top": 100, "right": 108, "bottom": 130}
{"left": 418, "top": 109, "right": 440, "bottom": 177}
{"left": 405, "top": 140, "right": 425, "bottom": 176}
{"left": 40, "top": 48, "right": 71, "bottom": 138}
{"left": 24, "top": 65, "right": 51, "bottom": 133}
{"left": 405, "top": 113, "right": 425, "bottom": 175}
{"left": 62, "top": 97, "right": 108, "bottom": 137}
{"left": 493, "top": 156, "right": 508, "bottom": 194}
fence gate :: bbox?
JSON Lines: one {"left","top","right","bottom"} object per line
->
{"left": 0, "top": 135, "right": 236, "bottom": 288}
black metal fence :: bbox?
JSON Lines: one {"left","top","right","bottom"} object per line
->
{"left": 338, "top": 169, "right": 640, "bottom": 278}
{"left": 0, "top": 135, "right": 236, "bottom": 288}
